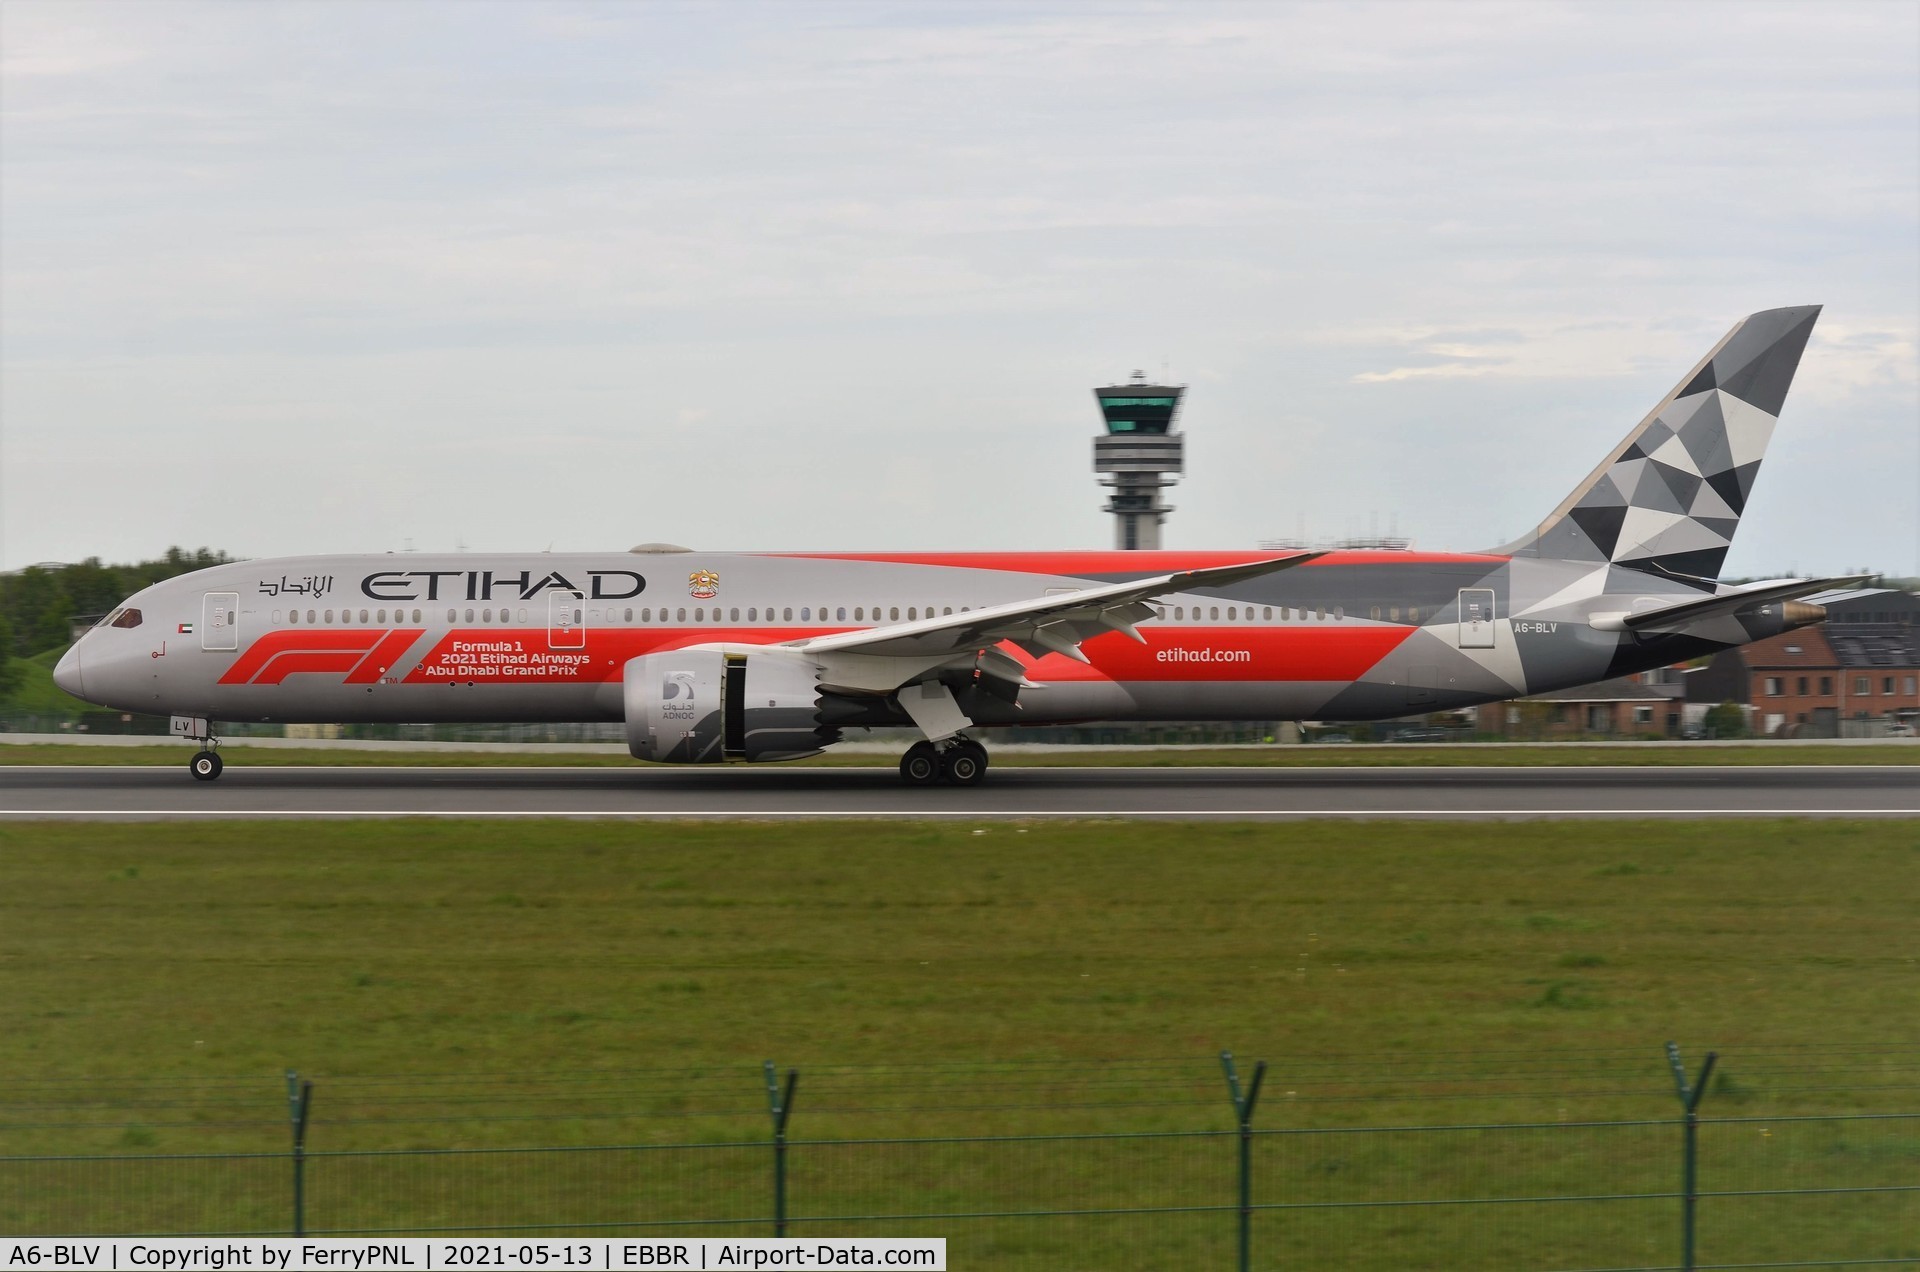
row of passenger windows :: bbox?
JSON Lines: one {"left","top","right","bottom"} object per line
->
{"left": 265, "top": 603, "right": 1423, "bottom": 626}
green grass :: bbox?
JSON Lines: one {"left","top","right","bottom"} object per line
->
{"left": 1, "top": 741, "right": 1914, "bottom": 766}
{"left": 0, "top": 648, "right": 94, "bottom": 716}
{"left": 2, "top": 818, "right": 1916, "bottom": 1257}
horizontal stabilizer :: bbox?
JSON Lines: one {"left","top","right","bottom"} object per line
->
{"left": 1595, "top": 575, "right": 1866, "bottom": 634}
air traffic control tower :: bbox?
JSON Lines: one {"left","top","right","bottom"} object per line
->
{"left": 1093, "top": 372, "right": 1184, "bottom": 550}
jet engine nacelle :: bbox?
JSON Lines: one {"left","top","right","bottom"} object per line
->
{"left": 623, "top": 647, "right": 830, "bottom": 763}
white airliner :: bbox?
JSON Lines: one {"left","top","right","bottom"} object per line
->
{"left": 56, "top": 308, "right": 1847, "bottom": 784}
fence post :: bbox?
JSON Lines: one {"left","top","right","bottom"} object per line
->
{"left": 285, "top": 1071, "right": 315, "bottom": 1237}
{"left": 1220, "top": 1050, "right": 1268, "bottom": 1272}
{"left": 1665, "top": 1042, "right": 1717, "bottom": 1272}
{"left": 763, "top": 1061, "right": 798, "bottom": 1237}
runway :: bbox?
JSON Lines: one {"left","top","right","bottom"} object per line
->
{"left": 2, "top": 764, "right": 1915, "bottom": 820}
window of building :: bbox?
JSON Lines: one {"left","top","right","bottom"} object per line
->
{"left": 1634, "top": 706, "right": 1653, "bottom": 724}
{"left": 1820, "top": 676, "right": 1833, "bottom": 695}
{"left": 1764, "top": 678, "right": 1783, "bottom": 696}
{"left": 1906, "top": 676, "right": 1917, "bottom": 695}
{"left": 1885, "top": 677, "right": 1897, "bottom": 695}
{"left": 1856, "top": 676, "right": 1871, "bottom": 695}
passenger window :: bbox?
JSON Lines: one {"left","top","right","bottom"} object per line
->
{"left": 1209, "top": 606, "right": 1219, "bottom": 621}
{"left": 325, "top": 609, "right": 335, "bottom": 623}
{"left": 786, "top": 607, "right": 795, "bottom": 621}
{"left": 359, "top": 609, "right": 369, "bottom": 624}
{"left": 854, "top": 607, "right": 863, "bottom": 621}
{"left": 747, "top": 608, "right": 757, "bottom": 622}
{"left": 1228, "top": 607, "right": 1237, "bottom": 621}
{"left": 1370, "top": 606, "right": 1381, "bottom": 621}
{"left": 1262, "top": 606, "right": 1272, "bottom": 621}
{"left": 836, "top": 607, "right": 846, "bottom": 621}
{"left": 623, "top": 608, "right": 633, "bottom": 622}
{"left": 308, "top": 610, "right": 317, "bottom": 624}
{"left": 272, "top": 610, "right": 284, "bottom": 624}
{"left": 944, "top": 607, "right": 953, "bottom": 616}
{"left": 676, "top": 608, "right": 686, "bottom": 622}
{"left": 412, "top": 609, "right": 422, "bottom": 624}
{"left": 641, "top": 608, "right": 651, "bottom": 622}
{"left": 907, "top": 607, "right": 916, "bottom": 621}
{"left": 1335, "top": 607, "right": 1344, "bottom": 620}
{"left": 890, "top": 607, "right": 900, "bottom": 621}
{"left": 483, "top": 608, "right": 493, "bottom": 623}
{"left": 446, "top": 609, "right": 456, "bottom": 623}
{"left": 1316, "top": 605, "right": 1326, "bottom": 621}
{"left": 288, "top": 610, "right": 299, "bottom": 625}
{"left": 730, "top": 607, "right": 740, "bottom": 622}
{"left": 462, "top": 608, "right": 473, "bottom": 622}
{"left": 693, "top": 607, "right": 704, "bottom": 622}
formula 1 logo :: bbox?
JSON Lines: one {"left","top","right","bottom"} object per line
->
{"left": 688, "top": 570, "right": 720, "bottom": 600}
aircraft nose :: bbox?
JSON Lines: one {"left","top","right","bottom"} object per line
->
{"left": 53, "top": 644, "right": 85, "bottom": 699}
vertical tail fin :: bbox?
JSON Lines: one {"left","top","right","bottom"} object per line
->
{"left": 1501, "top": 305, "right": 1821, "bottom": 580}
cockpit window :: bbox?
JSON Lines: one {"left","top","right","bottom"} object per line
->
{"left": 94, "top": 609, "right": 123, "bottom": 628}
{"left": 109, "top": 608, "right": 143, "bottom": 629}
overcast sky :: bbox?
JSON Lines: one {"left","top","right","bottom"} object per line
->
{"left": 3, "top": 0, "right": 1915, "bottom": 576}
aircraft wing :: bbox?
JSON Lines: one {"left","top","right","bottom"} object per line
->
{"left": 1609, "top": 575, "right": 1867, "bottom": 634}
{"left": 784, "top": 553, "right": 1327, "bottom": 664}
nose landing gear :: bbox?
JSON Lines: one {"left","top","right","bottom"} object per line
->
{"left": 174, "top": 716, "right": 225, "bottom": 781}
{"left": 899, "top": 737, "right": 988, "bottom": 787}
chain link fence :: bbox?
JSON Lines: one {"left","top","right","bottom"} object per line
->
{"left": 3, "top": 1048, "right": 1916, "bottom": 1268}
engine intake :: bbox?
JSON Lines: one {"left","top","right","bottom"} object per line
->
{"left": 623, "top": 648, "right": 832, "bottom": 763}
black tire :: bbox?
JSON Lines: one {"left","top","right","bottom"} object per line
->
{"left": 942, "top": 743, "right": 987, "bottom": 786}
{"left": 190, "top": 751, "right": 224, "bottom": 782}
{"left": 899, "top": 743, "right": 941, "bottom": 785}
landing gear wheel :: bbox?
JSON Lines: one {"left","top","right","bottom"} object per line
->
{"left": 189, "top": 751, "right": 224, "bottom": 782}
{"left": 899, "top": 742, "right": 942, "bottom": 786}
{"left": 941, "top": 741, "right": 988, "bottom": 786}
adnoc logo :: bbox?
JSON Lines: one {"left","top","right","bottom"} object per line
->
{"left": 688, "top": 569, "right": 720, "bottom": 600}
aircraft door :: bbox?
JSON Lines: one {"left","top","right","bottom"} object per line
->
{"left": 549, "top": 590, "right": 586, "bottom": 649}
{"left": 202, "top": 592, "right": 240, "bottom": 651}
{"left": 1458, "top": 589, "right": 1495, "bottom": 649}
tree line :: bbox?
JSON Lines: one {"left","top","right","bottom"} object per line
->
{"left": 0, "top": 548, "right": 235, "bottom": 696}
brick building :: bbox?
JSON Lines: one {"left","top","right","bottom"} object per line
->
{"left": 1687, "top": 587, "right": 1920, "bottom": 737}
{"left": 1475, "top": 670, "right": 1686, "bottom": 740}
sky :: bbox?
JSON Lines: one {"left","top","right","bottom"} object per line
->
{"left": 2, "top": 0, "right": 1916, "bottom": 577}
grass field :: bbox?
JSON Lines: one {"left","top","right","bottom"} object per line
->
{"left": 3, "top": 817, "right": 1916, "bottom": 1258}
{"left": 3, "top": 740, "right": 1917, "bottom": 766}
{"left": 4, "top": 817, "right": 1916, "bottom": 1141}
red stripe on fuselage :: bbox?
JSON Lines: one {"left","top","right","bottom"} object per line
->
{"left": 344, "top": 629, "right": 426, "bottom": 684}
{"left": 219, "top": 630, "right": 384, "bottom": 685}
{"left": 766, "top": 549, "right": 1507, "bottom": 574}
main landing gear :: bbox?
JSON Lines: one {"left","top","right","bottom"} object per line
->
{"left": 899, "top": 737, "right": 988, "bottom": 787}
{"left": 190, "top": 750, "right": 224, "bottom": 781}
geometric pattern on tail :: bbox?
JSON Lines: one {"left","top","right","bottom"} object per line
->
{"left": 1504, "top": 305, "right": 1821, "bottom": 581}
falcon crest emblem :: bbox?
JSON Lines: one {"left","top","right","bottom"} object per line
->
{"left": 688, "top": 569, "right": 720, "bottom": 600}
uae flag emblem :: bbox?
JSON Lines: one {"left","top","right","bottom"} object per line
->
{"left": 177, "top": 622, "right": 194, "bottom": 634}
